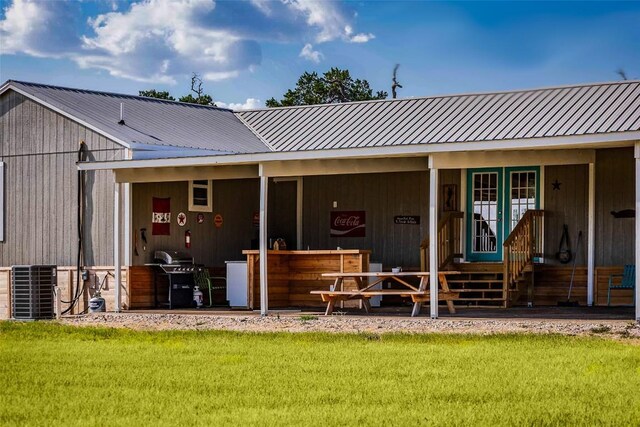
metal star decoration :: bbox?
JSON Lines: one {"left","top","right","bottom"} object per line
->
{"left": 552, "top": 179, "right": 561, "bottom": 190}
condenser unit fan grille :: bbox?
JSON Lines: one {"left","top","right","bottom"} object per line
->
{"left": 11, "top": 265, "right": 57, "bottom": 320}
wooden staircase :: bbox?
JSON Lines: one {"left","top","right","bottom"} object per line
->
{"left": 503, "top": 210, "right": 544, "bottom": 307}
{"left": 420, "top": 209, "right": 544, "bottom": 308}
{"left": 447, "top": 263, "right": 505, "bottom": 307}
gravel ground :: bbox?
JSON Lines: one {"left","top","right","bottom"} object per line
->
{"left": 60, "top": 312, "right": 640, "bottom": 340}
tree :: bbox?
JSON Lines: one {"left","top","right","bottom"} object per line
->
{"left": 138, "top": 73, "right": 215, "bottom": 106}
{"left": 179, "top": 73, "right": 216, "bottom": 106}
{"left": 266, "top": 67, "right": 387, "bottom": 107}
{"left": 138, "top": 89, "right": 175, "bottom": 100}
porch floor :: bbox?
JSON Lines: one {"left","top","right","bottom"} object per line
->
{"left": 126, "top": 306, "right": 635, "bottom": 321}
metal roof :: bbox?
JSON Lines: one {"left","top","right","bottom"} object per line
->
{"left": 237, "top": 81, "right": 640, "bottom": 152}
{"left": 1, "top": 80, "right": 271, "bottom": 156}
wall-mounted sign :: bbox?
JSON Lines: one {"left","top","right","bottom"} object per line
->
{"left": 152, "top": 197, "right": 171, "bottom": 235}
{"left": 197, "top": 213, "right": 205, "bottom": 224}
{"left": 177, "top": 212, "right": 187, "bottom": 227}
{"left": 330, "top": 211, "right": 365, "bottom": 237}
{"left": 253, "top": 212, "right": 260, "bottom": 228}
{"left": 214, "top": 213, "right": 224, "bottom": 228}
{"left": 394, "top": 215, "right": 420, "bottom": 225}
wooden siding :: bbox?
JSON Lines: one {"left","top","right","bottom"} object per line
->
{"left": 245, "top": 250, "right": 370, "bottom": 309}
{"left": 595, "top": 147, "right": 635, "bottom": 266}
{"left": 268, "top": 179, "right": 298, "bottom": 249}
{"left": 0, "top": 89, "right": 125, "bottom": 267}
{"left": 302, "top": 171, "right": 429, "bottom": 269}
{"left": 131, "top": 179, "right": 260, "bottom": 267}
{"left": 594, "top": 266, "right": 634, "bottom": 306}
{"left": 543, "top": 165, "right": 589, "bottom": 266}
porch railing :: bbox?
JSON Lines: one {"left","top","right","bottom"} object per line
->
{"left": 503, "top": 209, "right": 544, "bottom": 301}
{"left": 420, "top": 211, "right": 464, "bottom": 271}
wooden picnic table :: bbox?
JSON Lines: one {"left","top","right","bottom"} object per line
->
{"left": 311, "top": 271, "right": 460, "bottom": 316}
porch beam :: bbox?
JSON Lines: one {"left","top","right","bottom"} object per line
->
{"left": 430, "top": 149, "right": 595, "bottom": 169}
{"left": 259, "top": 157, "right": 428, "bottom": 177}
{"left": 429, "top": 165, "right": 439, "bottom": 319}
{"left": 114, "top": 165, "right": 259, "bottom": 183}
{"left": 587, "top": 163, "right": 595, "bottom": 306}
{"left": 636, "top": 142, "right": 640, "bottom": 322}
{"left": 258, "top": 171, "right": 269, "bottom": 316}
{"left": 113, "top": 181, "right": 122, "bottom": 312}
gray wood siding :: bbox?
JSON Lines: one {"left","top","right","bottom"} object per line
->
{"left": 595, "top": 147, "right": 635, "bottom": 266}
{"left": 543, "top": 165, "right": 589, "bottom": 266}
{"left": 131, "top": 179, "right": 260, "bottom": 267}
{"left": 268, "top": 179, "right": 298, "bottom": 249}
{"left": 0, "top": 90, "right": 125, "bottom": 266}
{"left": 302, "top": 171, "right": 429, "bottom": 269}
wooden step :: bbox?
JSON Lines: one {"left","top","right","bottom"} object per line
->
{"left": 448, "top": 279, "right": 503, "bottom": 284}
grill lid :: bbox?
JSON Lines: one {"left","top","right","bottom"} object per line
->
{"left": 154, "top": 250, "right": 194, "bottom": 265}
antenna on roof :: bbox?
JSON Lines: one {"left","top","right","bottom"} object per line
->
{"left": 118, "top": 103, "right": 125, "bottom": 125}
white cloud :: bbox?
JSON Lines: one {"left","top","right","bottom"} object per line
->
{"left": 299, "top": 43, "right": 323, "bottom": 63}
{"left": 0, "top": 0, "right": 374, "bottom": 83}
{"left": 349, "top": 32, "right": 375, "bottom": 43}
{"left": 0, "top": 0, "right": 78, "bottom": 57}
{"left": 283, "top": 0, "right": 374, "bottom": 43}
{"left": 216, "top": 98, "right": 263, "bottom": 110}
{"left": 204, "top": 71, "right": 240, "bottom": 81}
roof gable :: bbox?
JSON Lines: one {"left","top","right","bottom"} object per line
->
{"left": 1, "top": 80, "right": 271, "bottom": 156}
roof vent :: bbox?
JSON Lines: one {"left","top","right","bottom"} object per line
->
{"left": 118, "top": 102, "right": 125, "bottom": 125}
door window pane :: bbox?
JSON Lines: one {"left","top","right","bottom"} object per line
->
{"left": 472, "top": 172, "right": 498, "bottom": 253}
{"left": 509, "top": 171, "right": 536, "bottom": 231}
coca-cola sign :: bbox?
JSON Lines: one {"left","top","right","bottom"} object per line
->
{"left": 330, "top": 211, "right": 366, "bottom": 237}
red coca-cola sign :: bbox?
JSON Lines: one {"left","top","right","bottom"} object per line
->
{"left": 330, "top": 211, "right": 366, "bottom": 237}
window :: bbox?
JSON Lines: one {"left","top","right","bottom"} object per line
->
{"left": 188, "top": 180, "right": 212, "bottom": 212}
{"left": 0, "top": 162, "right": 4, "bottom": 242}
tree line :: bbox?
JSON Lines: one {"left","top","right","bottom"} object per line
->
{"left": 140, "top": 68, "right": 387, "bottom": 108}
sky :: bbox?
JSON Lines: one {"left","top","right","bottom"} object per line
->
{"left": 1, "top": 0, "right": 639, "bottom": 109}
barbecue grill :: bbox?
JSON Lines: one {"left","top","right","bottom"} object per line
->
{"left": 153, "top": 251, "right": 197, "bottom": 309}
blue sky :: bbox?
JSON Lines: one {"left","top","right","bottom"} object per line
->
{"left": 1, "top": 0, "right": 638, "bottom": 109}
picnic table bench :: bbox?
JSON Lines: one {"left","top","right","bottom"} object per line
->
{"left": 311, "top": 271, "right": 460, "bottom": 316}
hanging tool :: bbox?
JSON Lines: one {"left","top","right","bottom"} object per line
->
{"left": 558, "top": 230, "right": 582, "bottom": 307}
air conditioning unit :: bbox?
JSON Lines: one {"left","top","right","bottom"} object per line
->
{"left": 11, "top": 265, "right": 57, "bottom": 320}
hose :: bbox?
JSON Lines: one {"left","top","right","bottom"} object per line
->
{"left": 61, "top": 141, "right": 87, "bottom": 314}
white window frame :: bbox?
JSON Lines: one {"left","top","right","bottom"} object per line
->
{"left": 188, "top": 180, "right": 213, "bottom": 212}
{"left": 0, "top": 162, "right": 4, "bottom": 242}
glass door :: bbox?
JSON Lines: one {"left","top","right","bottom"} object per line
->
{"left": 466, "top": 168, "right": 503, "bottom": 262}
{"left": 505, "top": 167, "right": 540, "bottom": 236}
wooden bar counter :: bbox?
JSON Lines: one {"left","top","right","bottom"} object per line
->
{"left": 243, "top": 250, "right": 371, "bottom": 309}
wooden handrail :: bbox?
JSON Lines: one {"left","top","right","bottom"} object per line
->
{"left": 503, "top": 210, "right": 544, "bottom": 299}
{"left": 420, "top": 211, "right": 464, "bottom": 270}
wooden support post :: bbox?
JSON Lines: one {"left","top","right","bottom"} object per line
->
{"left": 259, "top": 173, "right": 269, "bottom": 316}
{"left": 429, "top": 165, "right": 439, "bottom": 319}
{"left": 114, "top": 181, "right": 122, "bottom": 312}
{"left": 588, "top": 162, "right": 595, "bottom": 306}
{"left": 635, "top": 143, "right": 640, "bottom": 322}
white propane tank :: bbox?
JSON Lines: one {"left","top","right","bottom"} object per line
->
{"left": 193, "top": 286, "right": 204, "bottom": 308}
{"left": 89, "top": 292, "right": 106, "bottom": 313}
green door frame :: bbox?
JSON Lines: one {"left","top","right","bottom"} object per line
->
{"left": 466, "top": 168, "right": 503, "bottom": 262}
{"left": 466, "top": 166, "right": 541, "bottom": 262}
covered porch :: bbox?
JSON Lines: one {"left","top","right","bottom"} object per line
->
{"left": 88, "top": 142, "right": 640, "bottom": 321}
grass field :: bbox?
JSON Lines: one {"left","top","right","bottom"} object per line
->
{"left": 1, "top": 322, "right": 639, "bottom": 426}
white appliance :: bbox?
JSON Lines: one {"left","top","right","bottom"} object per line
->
{"left": 226, "top": 261, "right": 248, "bottom": 308}
{"left": 369, "top": 262, "right": 383, "bottom": 307}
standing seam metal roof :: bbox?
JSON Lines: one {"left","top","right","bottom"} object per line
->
{"left": 2, "top": 80, "right": 271, "bottom": 155}
{"left": 237, "top": 81, "right": 640, "bottom": 152}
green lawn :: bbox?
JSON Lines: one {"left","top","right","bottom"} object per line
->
{"left": 1, "top": 322, "right": 639, "bottom": 426}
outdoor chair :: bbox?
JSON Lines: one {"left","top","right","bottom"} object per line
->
{"left": 194, "top": 267, "right": 227, "bottom": 307}
{"left": 607, "top": 265, "right": 635, "bottom": 306}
